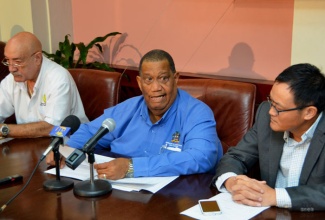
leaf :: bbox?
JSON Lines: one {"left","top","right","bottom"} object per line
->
{"left": 85, "top": 32, "right": 121, "bottom": 50}
{"left": 94, "top": 43, "right": 103, "bottom": 53}
{"left": 91, "top": 62, "right": 115, "bottom": 72}
{"left": 42, "top": 32, "right": 122, "bottom": 72}
{"left": 75, "top": 42, "right": 87, "bottom": 67}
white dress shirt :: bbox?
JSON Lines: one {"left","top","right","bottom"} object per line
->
{"left": 275, "top": 112, "right": 322, "bottom": 208}
{"left": 0, "top": 56, "right": 88, "bottom": 125}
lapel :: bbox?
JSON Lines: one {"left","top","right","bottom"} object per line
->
{"left": 268, "top": 131, "right": 284, "bottom": 187}
{"left": 257, "top": 102, "right": 285, "bottom": 186}
{"left": 299, "top": 113, "right": 325, "bottom": 184}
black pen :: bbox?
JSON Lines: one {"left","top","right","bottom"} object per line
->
{"left": 0, "top": 175, "right": 23, "bottom": 186}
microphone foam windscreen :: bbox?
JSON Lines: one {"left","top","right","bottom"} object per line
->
{"left": 61, "top": 115, "right": 81, "bottom": 135}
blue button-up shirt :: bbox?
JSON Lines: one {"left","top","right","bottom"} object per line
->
{"left": 67, "top": 89, "right": 222, "bottom": 177}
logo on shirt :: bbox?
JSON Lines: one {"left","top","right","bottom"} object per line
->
{"left": 40, "top": 94, "right": 47, "bottom": 106}
{"left": 171, "top": 131, "right": 180, "bottom": 143}
{"left": 160, "top": 131, "right": 182, "bottom": 153}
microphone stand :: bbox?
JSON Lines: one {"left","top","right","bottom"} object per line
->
{"left": 73, "top": 149, "right": 112, "bottom": 197}
{"left": 43, "top": 140, "right": 74, "bottom": 191}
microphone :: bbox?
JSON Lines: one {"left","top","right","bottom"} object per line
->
{"left": 70, "top": 118, "right": 116, "bottom": 197}
{"left": 40, "top": 115, "right": 81, "bottom": 161}
{"left": 42, "top": 115, "right": 80, "bottom": 191}
{"left": 82, "top": 118, "right": 116, "bottom": 152}
{"left": 65, "top": 118, "right": 115, "bottom": 170}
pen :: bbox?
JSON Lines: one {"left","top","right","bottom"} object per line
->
{"left": 0, "top": 174, "right": 23, "bottom": 186}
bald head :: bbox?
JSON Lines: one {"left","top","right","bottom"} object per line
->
{"left": 4, "top": 32, "right": 43, "bottom": 82}
{"left": 5, "top": 32, "right": 42, "bottom": 57}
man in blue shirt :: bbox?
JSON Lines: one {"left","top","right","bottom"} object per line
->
{"left": 47, "top": 49, "right": 222, "bottom": 180}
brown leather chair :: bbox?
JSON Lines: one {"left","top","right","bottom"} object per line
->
{"left": 68, "top": 68, "right": 122, "bottom": 121}
{"left": 0, "top": 41, "right": 9, "bottom": 82}
{"left": 1, "top": 41, "right": 15, "bottom": 123}
{"left": 177, "top": 78, "right": 256, "bottom": 153}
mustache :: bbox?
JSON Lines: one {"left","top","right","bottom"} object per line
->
{"left": 11, "top": 72, "right": 22, "bottom": 77}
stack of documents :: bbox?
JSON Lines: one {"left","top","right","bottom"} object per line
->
{"left": 45, "top": 146, "right": 178, "bottom": 193}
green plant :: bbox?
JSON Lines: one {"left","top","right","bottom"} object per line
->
{"left": 43, "top": 32, "right": 121, "bottom": 71}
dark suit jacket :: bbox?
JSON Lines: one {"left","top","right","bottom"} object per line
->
{"left": 213, "top": 101, "right": 325, "bottom": 211}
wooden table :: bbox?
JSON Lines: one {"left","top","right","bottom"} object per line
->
{"left": 0, "top": 138, "right": 324, "bottom": 219}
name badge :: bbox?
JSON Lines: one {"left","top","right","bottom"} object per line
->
{"left": 160, "top": 142, "right": 182, "bottom": 153}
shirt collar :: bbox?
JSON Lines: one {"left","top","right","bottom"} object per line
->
{"left": 284, "top": 112, "right": 323, "bottom": 142}
{"left": 18, "top": 55, "right": 45, "bottom": 91}
{"left": 140, "top": 90, "right": 180, "bottom": 125}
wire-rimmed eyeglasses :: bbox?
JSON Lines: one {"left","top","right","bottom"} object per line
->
{"left": 1, "top": 51, "right": 39, "bottom": 68}
{"left": 267, "top": 95, "right": 310, "bottom": 115}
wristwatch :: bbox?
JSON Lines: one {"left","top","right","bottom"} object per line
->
{"left": 125, "top": 159, "right": 134, "bottom": 178}
{"left": 0, "top": 124, "right": 9, "bottom": 137}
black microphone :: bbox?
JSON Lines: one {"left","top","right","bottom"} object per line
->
{"left": 65, "top": 118, "right": 115, "bottom": 170}
{"left": 40, "top": 115, "right": 81, "bottom": 161}
{"left": 70, "top": 118, "right": 116, "bottom": 197}
{"left": 82, "top": 118, "right": 116, "bottom": 152}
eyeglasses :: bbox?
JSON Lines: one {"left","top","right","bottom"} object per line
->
{"left": 267, "top": 95, "right": 309, "bottom": 115}
{"left": 1, "top": 51, "right": 39, "bottom": 68}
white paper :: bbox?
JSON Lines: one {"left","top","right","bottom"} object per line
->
{"left": 45, "top": 146, "right": 178, "bottom": 193}
{"left": 181, "top": 192, "right": 269, "bottom": 220}
{"left": 0, "top": 137, "right": 14, "bottom": 144}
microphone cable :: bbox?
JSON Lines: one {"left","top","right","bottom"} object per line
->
{"left": 0, "top": 159, "right": 42, "bottom": 213}
{"left": 1, "top": 115, "right": 80, "bottom": 212}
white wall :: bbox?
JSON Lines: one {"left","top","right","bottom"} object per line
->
{"left": 0, "top": 0, "right": 33, "bottom": 41}
{"left": 0, "top": 0, "right": 73, "bottom": 53}
{"left": 292, "top": 0, "right": 325, "bottom": 71}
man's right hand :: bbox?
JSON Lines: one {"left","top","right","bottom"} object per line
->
{"left": 46, "top": 151, "right": 66, "bottom": 169}
{"left": 225, "top": 175, "right": 267, "bottom": 207}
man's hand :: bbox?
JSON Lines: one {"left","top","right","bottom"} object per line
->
{"left": 94, "top": 158, "right": 130, "bottom": 180}
{"left": 225, "top": 175, "right": 276, "bottom": 207}
{"left": 45, "top": 151, "right": 66, "bottom": 169}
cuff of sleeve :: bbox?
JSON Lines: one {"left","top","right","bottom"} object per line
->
{"left": 275, "top": 188, "right": 292, "bottom": 208}
{"left": 132, "top": 157, "right": 149, "bottom": 177}
{"left": 215, "top": 172, "right": 237, "bottom": 192}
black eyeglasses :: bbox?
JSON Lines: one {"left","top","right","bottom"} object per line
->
{"left": 267, "top": 96, "right": 309, "bottom": 115}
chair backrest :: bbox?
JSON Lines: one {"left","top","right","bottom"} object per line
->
{"left": 177, "top": 78, "right": 256, "bottom": 153}
{"left": 68, "top": 68, "right": 122, "bottom": 121}
{"left": 0, "top": 41, "right": 9, "bottom": 82}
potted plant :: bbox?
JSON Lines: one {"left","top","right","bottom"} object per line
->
{"left": 43, "top": 32, "right": 121, "bottom": 71}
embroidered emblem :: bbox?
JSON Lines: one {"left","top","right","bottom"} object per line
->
{"left": 40, "top": 94, "right": 47, "bottom": 106}
{"left": 160, "top": 131, "right": 182, "bottom": 153}
{"left": 171, "top": 131, "right": 180, "bottom": 143}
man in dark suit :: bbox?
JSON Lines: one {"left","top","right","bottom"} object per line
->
{"left": 212, "top": 63, "right": 325, "bottom": 211}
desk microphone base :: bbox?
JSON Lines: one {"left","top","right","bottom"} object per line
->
{"left": 73, "top": 179, "right": 112, "bottom": 197}
{"left": 43, "top": 179, "right": 74, "bottom": 191}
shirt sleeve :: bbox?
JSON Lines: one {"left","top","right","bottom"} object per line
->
{"left": 215, "top": 172, "right": 237, "bottom": 192}
{"left": 133, "top": 136, "right": 219, "bottom": 177}
{"left": 133, "top": 105, "right": 221, "bottom": 176}
{"left": 275, "top": 188, "right": 292, "bottom": 208}
{"left": 43, "top": 81, "right": 72, "bottom": 125}
{"left": 41, "top": 65, "right": 86, "bottom": 126}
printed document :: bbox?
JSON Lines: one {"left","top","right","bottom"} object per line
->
{"left": 181, "top": 192, "right": 269, "bottom": 220}
{"left": 45, "top": 146, "right": 178, "bottom": 193}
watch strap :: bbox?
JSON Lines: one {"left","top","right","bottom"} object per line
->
{"left": 125, "top": 159, "right": 134, "bottom": 178}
